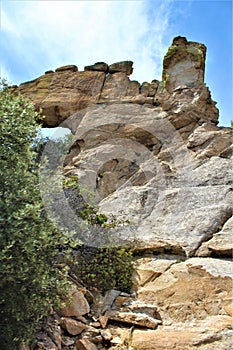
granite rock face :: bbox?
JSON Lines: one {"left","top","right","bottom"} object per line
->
{"left": 16, "top": 37, "right": 232, "bottom": 350}
{"left": 162, "top": 36, "right": 206, "bottom": 92}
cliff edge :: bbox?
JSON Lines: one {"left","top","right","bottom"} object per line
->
{"left": 15, "top": 37, "right": 232, "bottom": 350}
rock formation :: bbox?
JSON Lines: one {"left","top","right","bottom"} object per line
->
{"left": 15, "top": 36, "right": 232, "bottom": 349}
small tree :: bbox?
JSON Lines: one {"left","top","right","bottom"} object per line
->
{"left": 0, "top": 82, "right": 70, "bottom": 349}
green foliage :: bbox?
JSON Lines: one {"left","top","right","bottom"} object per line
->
{"left": 94, "top": 213, "right": 108, "bottom": 226}
{"left": 77, "top": 205, "right": 108, "bottom": 227}
{"left": 231, "top": 120, "right": 233, "bottom": 128}
{"left": 76, "top": 246, "right": 133, "bottom": 293}
{"left": 163, "top": 45, "right": 179, "bottom": 66}
{"left": 0, "top": 82, "right": 71, "bottom": 349}
{"left": 162, "top": 69, "right": 169, "bottom": 86}
{"left": 62, "top": 174, "right": 79, "bottom": 189}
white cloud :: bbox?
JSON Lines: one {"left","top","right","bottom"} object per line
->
{"left": 0, "top": 62, "right": 14, "bottom": 84}
{"left": 1, "top": 0, "right": 177, "bottom": 83}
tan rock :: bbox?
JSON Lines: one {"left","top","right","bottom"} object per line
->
{"left": 99, "top": 315, "right": 109, "bottom": 328}
{"left": 132, "top": 256, "right": 177, "bottom": 289}
{"left": 137, "top": 258, "right": 233, "bottom": 324}
{"left": 132, "top": 328, "right": 199, "bottom": 350}
{"left": 17, "top": 70, "right": 105, "bottom": 126}
{"left": 101, "top": 329, "right": 113, "bottom": 341}
{"left": 163, "top": 36, "right": 206, "bottom": 92}
{"left": 132, "top": 318, "right": 233, "bottom": 350}
{"left": 110, "top": 336, "right": 122, "bottom": 345}
{"left": 60, "top": 317, "right": 87, "bottom": 335}
{"left": 105, "top": 310, "right": 161, "bottom": 329}
{"left": 114, "top": 295, "right": 133, "bottom": 308}
{"left": 55, "top": 65, "right": 78, "bottom": 72}
{"left": 99, "top": 72, "right": 131, "bottom": 101}
{"left": 197, "top": 216, "right": 233, "bottom": 257}
{"left": 89, "top": 321, "right": 101, "bottom": 328}
{"left": 76, "top": 338, "right": 98, "bottom": 350}
{"left": 187, "top": 123, "right": 233, "bottom": 158}
{"left": 60, "top": 288, "right": 90, "bottom": 317}
{"left": 148, "top": 79, "right": 159, "bottom": 97}
{"left": 121, "top": 300, "right": 161, "bottom": 320}
{"left": 126, "top": 80, "right": 140, "bottom": 97}
{"left": 140, "top": 82, "right": 150, "bottom": 96}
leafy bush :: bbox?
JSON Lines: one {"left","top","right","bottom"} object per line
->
{"left": 74, "top": 246, "right": 133, "bottom": 293}
{"left": 0, "top": 82, "right": 71, "bottom": 349}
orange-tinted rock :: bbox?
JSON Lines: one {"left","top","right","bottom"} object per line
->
{"left": 55, "top": 65, "right": 78, "bottom": 72}
{"left": 17, "top": 70, "right": 106, "bottom": 126}
{"left": 60, "top": 317, "right": 87, "bottom": 335}
{"left": 76, "top": 338, "right": 98, "bottom": 350}
{"left": 60, "top": 288, "right": 90, "bottom": 317}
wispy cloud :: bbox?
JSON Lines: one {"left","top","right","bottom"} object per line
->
{"left": 1, "top": 0, "right": 179, "bottom": 84}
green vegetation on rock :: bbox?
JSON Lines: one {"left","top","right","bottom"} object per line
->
{"left": 74, "top": 246, "right": 133, "bottom": 293}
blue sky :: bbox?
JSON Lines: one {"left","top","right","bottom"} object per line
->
{"left": 1, "top": 0, "right": 232, "bottom": 126}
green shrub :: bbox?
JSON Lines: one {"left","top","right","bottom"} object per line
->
{"left": 75, "top": 246, "right": 133, "bottom": 293}
{"left": 0, "top": 82, "right": 71, "bottom": 349}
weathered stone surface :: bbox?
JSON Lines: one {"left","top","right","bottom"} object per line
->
{"left": 132, "top": 256, "right": 178, "bottom": 289}
{"left": 163, "top": 36, "right": 206, "bottom": 92}
{"left": 84, "top": 62, "right": 108, "bottom": 72}
{"left": 100, "top": 329, "right": 112, "bottom": 341}
{"left": 148, "top": 79, "right": 159, "bottom": 97}
{"left": 155, "top": 84, "right": 219, "bottom": 128}
{"left": 14, "top": 38, "right": 219, "bottom": 132}
{"left": 132, "top": 325, "right": 233, "bottom": 350}
{"left": 196, "top": 216, "right": 233, "bottom": 257}
{"left": 129, "top": 257, "right": 233, "bottom": 349}
{"left": 105, "top": 310, "right": 161, "bottom": 329}
{"left": 109, "top": 61, "right": 133, "bottom": 75}
{"left": 140, "top": 81, "right": 150, "bottom": 96}
{"left": 137, "top": 258, "right": 233, "bottom": 323}
{"left": 98, "top": 157, "right": 232, "bottom": 256}
{"left": 17, "top": 70, "right": 106, "bottom": 126}
{"left": 132, "top": 328, "right": 200, "bottom": 350}
{"left": 49, "top": 326, "right": 62, "bottom": 350}
{"left": 100, "top": 289, "right": 121, "bottom": 314}
{"left": 76, "top": 338, "right": 98, "bottom": 350}
{"left": 99, "top": 315, "right": 108, "bottom": 329}
{"left": 60, "top": 288, "right": 90, "bottom": 317}
{"left": 99, "top": 72, "right": 131, "bottom": 101}
{"left": 15, "top": 36, "right": 233, "bottom": 350}
{"left": 60, "top": 317, "right": 87, "bottom": 335}
{"left": 55, "top": 65, "right": 78, "bottom": 72}
{"left": 187, "top": 123, "right": 233, "bottom": 158}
